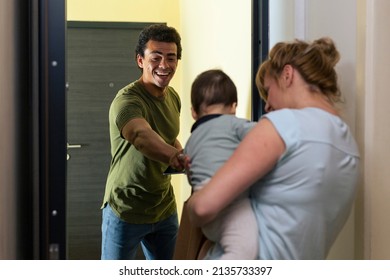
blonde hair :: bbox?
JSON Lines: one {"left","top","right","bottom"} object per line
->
{"left": 256, "top": 37, "right": 341, "bottom": 103}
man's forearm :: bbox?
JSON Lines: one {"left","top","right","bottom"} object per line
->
{"left": 132, "top": 128, "right": 178, "bottom": 164}
{"left": 173, "top": 138, "right": 183, "bottom": 151}
{"left": 122, "top": 118, "right": 184, "bottom": 169}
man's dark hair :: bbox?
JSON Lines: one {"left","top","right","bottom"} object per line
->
{"left": 135, "top": 24, "right": 182, "bottom": 60}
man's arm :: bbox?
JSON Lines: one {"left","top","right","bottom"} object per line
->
{"left": 173, "top": 138, "right": 183, "bottom": 151}
{"left": 122, "top": 118, "right": 184, "bottom": 170}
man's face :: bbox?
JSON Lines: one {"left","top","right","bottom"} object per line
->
{"left": 137, "top": 40, "right": 178, "bottom": 89}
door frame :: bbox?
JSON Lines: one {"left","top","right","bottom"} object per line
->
{"left": 35, "top": 0, "right": 67, "bottom": 259}
{"left": 252, "top": 0, "right": 268, "bottom": 121}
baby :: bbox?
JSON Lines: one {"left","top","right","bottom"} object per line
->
{"left": 184, "top": 69, "right": 258, "bottom": 259}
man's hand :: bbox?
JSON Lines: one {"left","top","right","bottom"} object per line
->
{"left": 169, "top": 150, "right": 185, "bottom": 171}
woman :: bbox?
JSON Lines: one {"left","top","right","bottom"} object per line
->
{"left": 187, "top": 37, "right": 360, "bottom": 259}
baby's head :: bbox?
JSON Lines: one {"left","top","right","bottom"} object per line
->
{"left": 191, "top": 69, "right": 238, "bottom": 120}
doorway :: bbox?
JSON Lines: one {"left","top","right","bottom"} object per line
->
{"left": 41, "top": 0, "right": 269, "bottom": 260}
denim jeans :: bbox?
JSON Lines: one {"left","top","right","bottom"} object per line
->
{"left": 101, "top": 204, "right": 178, "bottom": 260}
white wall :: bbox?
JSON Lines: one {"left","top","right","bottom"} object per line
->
{"left": 307, "top": 0, "right": 358, "bottom": 260}
{"left": 362, "top": 0, "right": 390, "bottom": 259}
{"left": 269, "top": 0, "right": 295, "bottom": 45}
{"left": 270, "top": 0, "right": 357, "bottom": 129}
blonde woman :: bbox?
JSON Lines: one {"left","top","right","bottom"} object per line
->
{"left": 187, "top": 38, "right": 360, "bottom": 260}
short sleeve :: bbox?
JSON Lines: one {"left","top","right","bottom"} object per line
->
{"left": 233, "top": 118, "right": 257, "bottom": 141}
{"left": 110, "top": 93, "right": 145, "bottom": 133}
{"left": 262, "top": 109, "right": 300, "bottom": 155}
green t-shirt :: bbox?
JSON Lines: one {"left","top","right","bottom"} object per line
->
{"left": 102, "top": 81, "right": 181, "bottom": 224}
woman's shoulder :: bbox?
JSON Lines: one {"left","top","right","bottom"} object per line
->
{"left": 263, "top": 108, "right": 358, "bottom": 156}
{"left": 262, "top": 107, "right": 337, "bottom": 129}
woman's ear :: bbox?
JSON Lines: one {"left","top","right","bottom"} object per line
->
{"left": 282, "top": 64, "right": 294, "bottom": 86}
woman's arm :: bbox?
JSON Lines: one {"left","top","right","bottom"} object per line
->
{"left": 187, "top": 118, "right": 285, "bottom": 226}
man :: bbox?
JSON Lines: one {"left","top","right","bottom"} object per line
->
{"left": 101, "top": 24, "right": 184, "bottom": 260}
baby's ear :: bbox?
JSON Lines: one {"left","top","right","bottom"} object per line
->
{"left": 230, "top": 102, "right": 237, "bottom": 114}
{"left": 191, "top": 107, "right": 198, "bottom": 120}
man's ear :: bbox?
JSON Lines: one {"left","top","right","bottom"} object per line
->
{"left": 136, "top": 54, "right": 144, "bottom": 69}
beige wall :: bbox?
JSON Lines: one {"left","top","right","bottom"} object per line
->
{"left": 67, "top": 0, "right": 179, "bottom": 24}
{"left": 180, "top": 0, "right": 253, "bottom": 202}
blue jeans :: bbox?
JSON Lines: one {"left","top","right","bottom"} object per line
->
{"left": 101, "top": 204, "right": 178, "bottom": 260}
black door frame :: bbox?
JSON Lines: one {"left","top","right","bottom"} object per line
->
{"left": 40, "top": 0, "right": 268, "bottom": 259}
{"left": 34, "top": 0, "right": 67, "bottom": 259}
{"left": 252, "top": 0, "right": 269, "bottom": 121}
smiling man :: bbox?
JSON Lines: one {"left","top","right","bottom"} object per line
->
{"left": 101, "top": 24, "right": 184, "bottom": 260}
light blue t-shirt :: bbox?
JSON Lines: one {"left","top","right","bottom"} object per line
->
{"left": 206, "top": 108, "right": 360, "bottom": 259}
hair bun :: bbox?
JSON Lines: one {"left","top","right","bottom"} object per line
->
{"left": 312, "top": 37, "right": 340, "bottom": 67}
